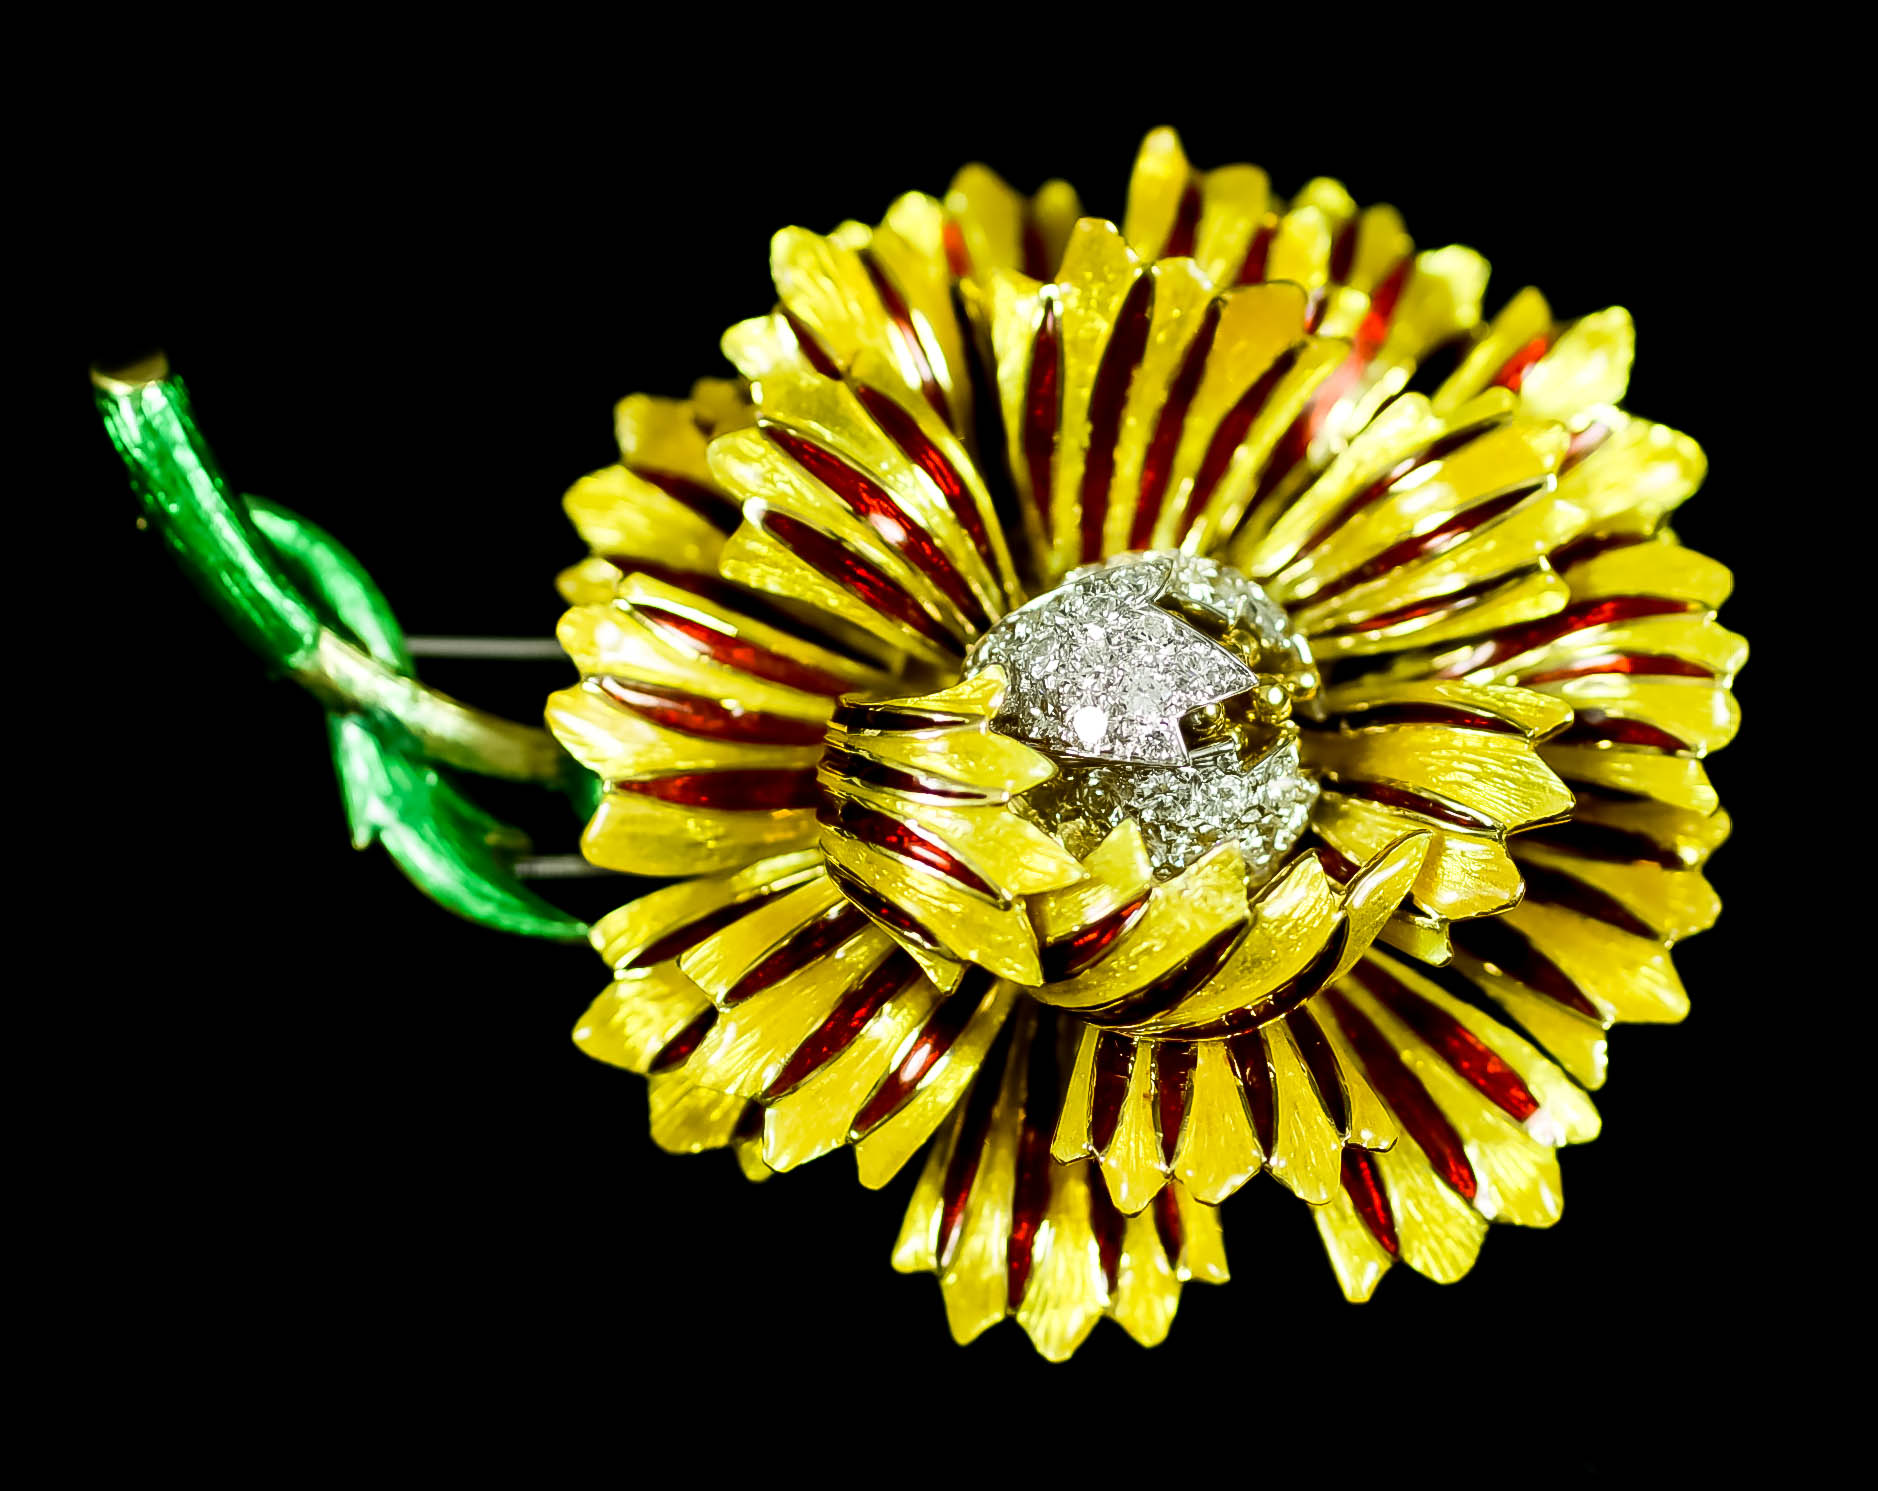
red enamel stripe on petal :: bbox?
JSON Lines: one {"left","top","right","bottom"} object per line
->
{"left": 1008, "top": 1009, "right": 1062, "bottom": 1309}
{"left": 1326, "top": 989, "right": 1478, "bottom": 1202}
{"left": 1514, "top": 862, "right": 1657, "bottom": 941}
{"left": 648, "top": 1006, "right": 717, "bottom": 1073}
{"left": 781, "top": 308, "right": 842, "bottom": 377}
{"left": 1151, "top": 1184, "right": 1184, "bottom": 1266}
{"left": 830, "top": 700, "right": 972, "bottom": 733}
{"left": 1080, "top": 272, "right": 1156, "bottom": 563}
{"left": 1226, "top": 1029, "right": 1277, "bottom": 1155}
{"left": 1351, "top": 960, "right": 1540, "bottom": 1122}
{"left": 1087, "top": 1175, "right": 1127, "bottom": 1294}
{"left": 1236, "top": 221, "right": 1276, "bottom": 284}
{"left": 1040, "top": 893, "right": 1150, "bottom": 983}
{"left": 1334, "top": 702, "right": 1523, "bottom": 735}
{"left": 850, "top": 968, "right": 997, "bottom": 1137}
{"left": 855, "top": 383, "right": 998, "bottom": 575}
{"left": 1286, "top": 1008, "right": 1349, "bottom": 1134}
{"left": 596, "top": 677, "right": 829, "bottom": 746}
{"left": 1298, "top": 419, "right": 1506, "bottom": 559}
{"left": 1179, "top": 344, "right": 1304, "bottom": 539}
{"left": 1518, "top": 652, "right": 1714, "bottom": 685}
{"left": 615, "top": 563, "right": 880, "bottom": 670}
{"left": 764, "top": 427, "right": 990, "bottom": 633}
{"left": 1314, "top": 570, "right": 1517, "bottom": 639}
{"left": 629, "top": 881, "right": 805, "bottom": 969}
{"left": 1252, "top": 351, "right": 1365, "bottom": 514}
{"left": 758, "top": 509, "right": 966, "bottom": 658}
{"left": 1087, "top": 1031, "right": 1136, "bottom": 1155}
{"left": 1552, "top": 710, "right": 1690, "bottom": 752}
{"left": 1163, "top": 181, "right": 1203, "bottom": 259}
{"left": 1132, "top": 298, "right": 1222, "bottom": 549}
{"left": 936, "top": 1018, "right": 1017, "bottom": 1267}
{"left": 1341, "top": 1145, "right": 1399, "bottom": 1255}
{"left": 859, "top": 250, "right": 953, "bottom": 427}
{"left": 1022, "top": 297, "right": 1063, "bottom": 541}
{"left": 1177, "top": 921, "right": 1351, "bottom": 1038}
{"left": 819, "top": 798, "right": 998, "bottom": 898}
{"left": 1253, "top": 258, "right": 1407, "bottom": 526}
{"left": 1301, "top": 481, "right": 1542, "bottom": 611}
{"left": 630, "top": 467, "right": 744, "bottom": 534}
{"left": 613, "top": 770, "right": 820, "bottom": 812}
{"left": 1155, "top": 1041, "right": 1197, "bottom": 1167}
{"left": 1436, "top": 595, "right": 1704, "bottom": 678}
{"left": 635, "top": 599, "right": 859, "bottom": 696}
{"left": 722, "top": 901, "right": 870, "bottom": 1008}
{"left": 1324, "top": 777, "right": 1498, "bottom": 832}
{"left": 1329, "top": 217, "right": 1360, "bottom": 283}
{"left": 1086, "top": 923, "right": 1245, "bottom": 1027}
{"left": 1355, "top": 259, "right": 1412, "bottom": 360}
{"left": 827, "top": 861, "right": 949, "bottom": 953}
{"left": 820, "top": 743, "right": 986, "bottom": 802}
{"left": 1520, "top": 818, "right": 1687, "bottom": 870}
{"left": 761, "top": 949, "right": 923, "bottom": 1100}
{"left": 942, "top": 218, "right": 971, "bottom": 277}
{"left": 1315, "top": 843, "right": 1363, "bottom": 881}
{"left": 1450, "top": 918, "right": 1601, "bottom": 1020}
{"left": 1494, "top": 334, "right": 1552, "bottom": 392}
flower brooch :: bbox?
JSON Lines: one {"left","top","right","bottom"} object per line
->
{"left": 101, "top": 126, "right": 1742, "bottom": 1361}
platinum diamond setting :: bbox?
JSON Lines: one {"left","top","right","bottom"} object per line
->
{"left": 967, "top": 551, "right": 1319, "bottom": 882}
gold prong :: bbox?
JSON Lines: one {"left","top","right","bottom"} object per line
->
{"left": 90, "top": 350, "right": 172, "bottom": 394}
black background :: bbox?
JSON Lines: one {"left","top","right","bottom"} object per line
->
{"left": 45, "top": 64, "right": 1819, "bottom": 1472}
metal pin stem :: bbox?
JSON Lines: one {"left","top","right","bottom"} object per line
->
{"left": 513, "top": 855, "right": 623, "bottom": 879}
{"left": 404, "top": 637, "right": 568, "bottom": 660}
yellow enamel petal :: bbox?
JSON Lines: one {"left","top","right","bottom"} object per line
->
{"left": 1263, "top": 1017, "right": 1343, "bottom": 1204}
{"left": 573, "top": 964, "right": 710, "bottom": 1074}
{"left": 684, "top": 927, "right": 896, "bottom": 1099}
{"left": 1172, "top": 1188, "right": 1230, "bottom": 1284}
{"left": 761, "top": 972, "right": 940, "bottom": 1172}
{"left": 563, "top": 463, "right": 725, "bottom": 577}
{"left": 1313, "top": 1180, "right": 1395, "bottom": 1302}
{"left": 1110, "top": 1208, "right": 1182, "bottom": 1346}
{"left": 1520, "top": 306, "right": 1635, "bottom": 423}
{"left": 1512, "top": 842, "right": 1720, "bottom": 943}
{"left": 1015, "top": 1160, "right": 1109, "bottom": 1363}
{"left": 1050, "top": 1021, "right": 1101, "bottom": 1163}
{"left": 1304, "top": 725, "right": 1575, "bottom": 832}
{"left": 853, "top": 979, "right": 1016, "bottom": 1188}
{"left": 580, "top": 786, "right": 819, "bottom": 878}
{"left": 1171, "top": 1040, "right": 1265, "bottom": 1203}
{"left": 937, "top": 1021, "right": 1028, "bottom": 1345}
{"left": 1313, "top": 792, "right": 1525, "bottom": 920}
{"left": 890, "top": 1130, "right": 948, "bottom": 1274}
{"left": 1504, "top": 901, "right": 1689, "bottom": 1025}
{"left": 1098, "top": 1047, "right": 1169, "bottom": 1215}
{"left": 646, "top": 1071, "right": 748, "bottom": 1156}
{"left": 1376, "top": 1136, "right": 1488, "bottom": 1283}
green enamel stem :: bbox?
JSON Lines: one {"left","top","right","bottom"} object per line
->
{"left": 96, "top": 364, "right": 566, "bottom": 787}
{"left": 96, "top": 365, "right": 324, "bottom": 670}
{"left": 96, "top": 357, "right": 594, "bottom": 942}
{"left": 246, "top": 499, "right": 412, "bottom": 672}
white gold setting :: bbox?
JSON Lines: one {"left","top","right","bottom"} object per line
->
{"left": 967, "top": 551, "right": 1319, "bottom": 881}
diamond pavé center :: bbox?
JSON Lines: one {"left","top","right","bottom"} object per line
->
{"left": 967, "top": 551, "right": 1319, "bottom": 883}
